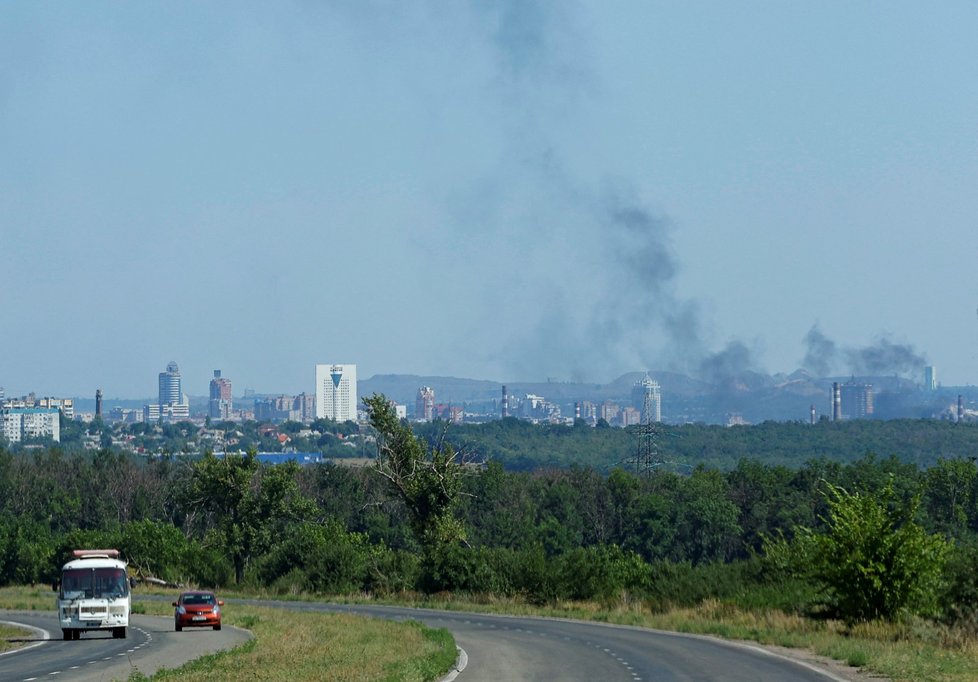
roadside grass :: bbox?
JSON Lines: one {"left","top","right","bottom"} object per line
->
{"left": 0, "top": 622, "right": 26, "bottom": 653}
{"left": 139, "top": 607, "right": 456, "bottom": 682}
{"left": 0, "top": 586, "right": 457, "bottom": 682}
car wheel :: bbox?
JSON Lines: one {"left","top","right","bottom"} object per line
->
{"left": 62, "top": 629, "right": 72, "bottom": 641}
{"left": 113, "top": 627, "right": 127, "bottom": 639}
{"left": 213, "top": 623, "right": 221, "bottom": 631}
{"left": 73, "top": 630, "right": 81, "bottom": 640}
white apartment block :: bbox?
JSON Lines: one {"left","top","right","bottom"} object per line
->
{"left": 315, "top": 364, "right": 357, "bottom": 422}
{"left": 143, "top": 402, "right": 190, "bottom": 423}
{"left": 1, "top": 407, "right": 61, "bottom": 443}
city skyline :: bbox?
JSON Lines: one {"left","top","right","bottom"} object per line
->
{"left": 3, "top": 3, "right": 978, "bottom": 396}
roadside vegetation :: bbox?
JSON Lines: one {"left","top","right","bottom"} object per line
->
{"left": 0, "top": 586, "right": 456, "bottom": 682}
{"left": 0, "top": 622, "right": 25, "bottom": 654}
{"left": 3, "top": 399, "right": 978, "bottom": 679}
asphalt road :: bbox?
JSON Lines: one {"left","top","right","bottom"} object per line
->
{"left": 232, "top": 599, "right": 853, "bottom": 682}
{"left": 3, "top": 600, "right": 855, "bottom": 681}
{"left": 0, "top": 610, "right": 250, "bottom": 681}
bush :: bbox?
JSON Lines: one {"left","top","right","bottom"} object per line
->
{"left": 257, "top": 520, "right": 371, "bottom": 594}
{"left": 557, "top": 545, "right": 651, "bottom": 603}
{"left": 800, "top": 479, "right": 950, "bottom": 622}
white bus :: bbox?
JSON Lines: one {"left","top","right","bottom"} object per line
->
{"left": 54, "top": 549, "right": 134, "bottom": 640}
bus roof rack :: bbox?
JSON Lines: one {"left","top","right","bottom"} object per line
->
{"left": 71, "top": 549, "right": 121, "bottom": 559}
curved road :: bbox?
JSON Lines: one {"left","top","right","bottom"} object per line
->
{"left": 237, "top": 600, "right": 853, "bottom": 682}
{"left": 3, "top": 601, "right": 855, "bottom": 681}
{"left": 0, "top": 611, "right": 250, "bottom": 681}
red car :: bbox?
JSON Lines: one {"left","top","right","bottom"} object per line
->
{"left": 173, "top": 591, "right": 223, "bottom": 631}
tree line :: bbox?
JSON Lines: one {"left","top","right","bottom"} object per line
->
{"left": 2, "top": 402, "right": 978, "bottom": 625}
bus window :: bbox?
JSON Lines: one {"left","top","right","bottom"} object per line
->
{"left": 61, "top": 569, "right": 92, "bottom": 599}
{"left": 94, "top": 568, "right": 128, "bottom": 598}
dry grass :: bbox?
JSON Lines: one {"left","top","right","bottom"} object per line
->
{"left": 148, "top": 606, "right": 455, "bottom": 682}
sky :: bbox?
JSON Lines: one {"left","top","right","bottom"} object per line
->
{"left": 3, "top": 1, "right": 978, "bottom": 398}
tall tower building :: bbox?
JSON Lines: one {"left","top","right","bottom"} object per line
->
{"left": 924, "top": 366, "right": 938, "bottom": 391}
{"left": 95, "top": 389, "right": 103, "bottom": 418}
{"left": 631, "top": 374, "right": 662, "bottom": 423}
{"left": 839, "top": 379, "right": 874, "bottom": 419}
{"left": 146, "top": 361, "right": 189, "bottom": 423}
{"left": 315, "top": 364, "right": 357, "bottom": 422}
{"left": 159, "top": 361, "right": 182, "bottom": 407}
{"left": 416, "top": 386, "right": 435, "bottom": 422}
{"left": 209, "top": 370, "right": 233, "bottom": 420}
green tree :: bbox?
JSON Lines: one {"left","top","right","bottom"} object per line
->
{"left": 186, "top": 451, "right": 315, "bottom": 584}
{"left": 363, "top": 395, "right": 467, "bottom": 565}
{"left": 923, "top": 458, "right": 977, "bottom": 538}
{"left": 801, "top": 478, "right": 950, "bottom": 622}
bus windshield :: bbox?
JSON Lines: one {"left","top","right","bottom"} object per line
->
{"left": 61, "top": 567, "right": 128, "bottom": 599}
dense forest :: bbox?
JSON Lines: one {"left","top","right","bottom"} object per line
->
{"left": 415, "top": 417, "right": 978, "bottom": 471}
{"left": 3, "top": 405, "right": 978, "bottom": 625}
{"left": 22, "top": 415, "right": 978, "bottom": 475}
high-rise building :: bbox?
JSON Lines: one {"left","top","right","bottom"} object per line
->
{"left": 840, "top": 380, "right": 874, "bottom": 419}
{"left": 255, "top": 395, "right": 297, "bottom": 422}
{"left": 159, "top": 361, "right": 182, "bottom": 407}
{"left": 209, "top": 370, "right": 233, "bottom": 420}
{"left": 631, "top": 374, "right": 662, "bottom": 423}
{"left": 293, "top": 392, "right": 316, "bottom": 422}
{"left": 315, "top": 364, "right": 357, "bottom": 422}
{"left": 147, "top": 361, "right": 188, "bottom": 423}
{"left": 416, "top": 386, "right": 435, "bottom": 422}
{"left": 924, "top": 366, "right": 938, "bottom": 391}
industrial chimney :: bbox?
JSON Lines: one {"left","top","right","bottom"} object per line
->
{"left": 958, "top": 395, "right": 964, "bottom": 422}
{"left": 501, "top": 385, "right": 509, "bottom": 419}
{"left": 832, "top": 383, "right": 842, "bottom": 421}
{"left": 95, "top": 389, "right": 103, "bottom": 418}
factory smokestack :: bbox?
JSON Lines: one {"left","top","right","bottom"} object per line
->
{"left": 832, "top": 382, "right": 842, "bottom": 421}
{"left": 501, "top": 385, "right": 509, "bottom": 419}
{"left": 810, "top": 404, "right": 816, "bottom": 425}
{"left": 958, "top": 394, "right": 964, "bottom": 422}
{"left": 95, "top": 389, "right": 103, "bottom": 418}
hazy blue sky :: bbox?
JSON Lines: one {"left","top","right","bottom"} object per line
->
{"left": 3, "top": 2, "right": 977, "bottom": 398}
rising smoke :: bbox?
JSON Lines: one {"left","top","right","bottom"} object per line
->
{"left": 846, "top": 337, "right": 927, "bottom": 377}
{"left": 801, "top": 324, "right": 926, "bottom": 378}
{"left": 802, "top": 324, "right": 838, "bottom": 377}
{"left": 473, "top": 1, "right": 744, "bottom": 382}
{"left": 699, "top": 340, "right": 757, "bottom": 385}
{"left": 463, "top": 2, "right": 928, "bottom": 386}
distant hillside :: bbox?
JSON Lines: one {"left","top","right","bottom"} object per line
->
{"left": 361, "top": 371, "right": 972, "bottom": 424}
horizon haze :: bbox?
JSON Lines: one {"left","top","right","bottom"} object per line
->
{"left": 3, "top": 2, "right": 977, "bottom": 397}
